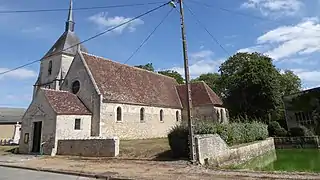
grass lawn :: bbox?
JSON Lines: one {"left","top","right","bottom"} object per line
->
{"left": 119, "top": 138, "right": 173, "bottom": 160}
{"left": 0, "top": 146, "right": 18, "bottom": 155}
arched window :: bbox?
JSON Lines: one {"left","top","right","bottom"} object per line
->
{"left": 160, "top": 109, "right": 164, "bottom": 122}
{"left": 116, "top": 107, "right": 122, "bottom": 121}
{"left": 71, "top": 80, "right": 80, "bottom": 94}
{"left": 216, "top": 110, "right": 220, "bottom": 122}
{"left": 176, "top": 111, "right": 179, "bottom": 122}
{"left": 140, "top": 108, "right": 145, "bottom": 122}
{"left": 48, "top": 61, "right": 52, "bottom": 75}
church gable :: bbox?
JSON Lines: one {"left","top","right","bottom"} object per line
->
{"left": 81, "top": 52, "right": 183, "bottom": 109}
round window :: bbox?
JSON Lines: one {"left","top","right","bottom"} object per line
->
{"left": 71, "top": 80, "right": 80, "bottom": 94}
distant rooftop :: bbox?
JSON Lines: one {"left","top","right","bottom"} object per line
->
{"left": 0, "top": 107, "right": 25, "bottom": 124}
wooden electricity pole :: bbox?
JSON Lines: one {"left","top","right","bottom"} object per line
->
{"left": 177, "top": 0, "right": 196, "bottom": 163}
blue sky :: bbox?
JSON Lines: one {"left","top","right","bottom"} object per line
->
{"left": 1, "top": 0, "right": 320, "bottom": 108}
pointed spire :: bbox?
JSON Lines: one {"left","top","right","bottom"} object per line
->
{"left": 65, "top": 0, "right": 75, "bottom": 32}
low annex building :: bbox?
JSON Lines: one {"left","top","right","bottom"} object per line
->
{"left": 19, "top": 1, "right": 229, "bottom": 156}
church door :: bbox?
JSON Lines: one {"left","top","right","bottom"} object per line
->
{"left": 32, "top": 121, "right": 42, "bottom": 153}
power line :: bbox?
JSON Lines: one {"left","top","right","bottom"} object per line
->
{"left": 183, "top": 2, "right": 230, "bottom": 56}
{"left": 0, "top": 2, "right": 170, "bottom": 77}
{"left": 188, "top": 0, "right": 320, "bottom": 33}
{"left": 124, "top": 8, "right": 174, "bottom": 65}
{"left": 0, "top": 2, "right": 166, "bottom": 14}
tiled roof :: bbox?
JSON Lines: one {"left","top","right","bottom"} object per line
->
{"left": 81, "top": 52, "right": 183, "bottom": 109}
{"left": 43, "top": 89, "right": 91, "bottom": 115}
{"left": 0, "top": 107, "right": 25, "bottom": 124}
{"left": 176, "top": 81, "right": 223, "bottom": 107}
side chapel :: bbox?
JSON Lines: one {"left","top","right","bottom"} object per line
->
{"left": 19, "top": 1, "right": 229, "bottom": 155}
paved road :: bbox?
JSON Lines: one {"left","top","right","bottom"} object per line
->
{"left": 0, "top": 167, "right": 95, "bottom": 180}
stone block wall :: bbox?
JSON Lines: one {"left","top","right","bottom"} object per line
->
{"left": 195, "top": 134, "right": 275, "bottom": 167}
{"left": 274, "top": 136, "right": 320, "bottom": 149}
{"left": 56, "top": 137, "right": 119, "bottom": 157}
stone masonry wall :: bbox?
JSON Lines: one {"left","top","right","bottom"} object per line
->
{"left": 274, "top": 136, "right": 320, "bottom": 149}
{"left": 182, "top": 105, "right": 228, "bottom": 124}
{"left": 195, "top": 134, "right": 275, "bottom": 167}
{"left": 100, "top": 103, "right": 181, "bottom": 139}
{"left": 61, "top": 52, "right": 101, "bottom": 137}
{"left": 57, "top": 137, "right": 119, "bottom": 157}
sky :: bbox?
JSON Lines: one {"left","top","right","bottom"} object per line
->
{"left": 0, "top": 0, "right": 320, "bottom": 108}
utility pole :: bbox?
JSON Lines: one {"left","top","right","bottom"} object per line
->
{"left": 177, "top": 0, "right": 196, "bottom": 163}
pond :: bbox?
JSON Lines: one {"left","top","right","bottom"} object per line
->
{"left": 235, "top": 149, "right": 320, "bottom": 173}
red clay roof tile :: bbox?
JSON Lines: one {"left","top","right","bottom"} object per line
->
{"left": 176, "top": 81, "right": 223, "bottom": 107}
{"left": 43, "top": 89, "right": 91, "bottom": 115}
{"left": 81, "top": 52, "right": 183, "bottom": 109}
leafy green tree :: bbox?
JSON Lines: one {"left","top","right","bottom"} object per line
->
{"left": 280, "top": 70, "right": 302, "bottom": 96}
{"left": 219, "top": 52, "right": 282, "bottom": 121}
{"left": 191, "top": 73, "right": 223, "bottom": 97}
{"left": 158, "top": 70, "right": 184, "bottom": 84}
{"left": 135, "top": 63, "right": 154, "bottom": 72}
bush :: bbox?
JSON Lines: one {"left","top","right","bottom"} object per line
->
{"left": 267, "top": 121, "right": 282, "bottom": 137}
{"left": 289, "top": 126, "right": 314, "bottom": 137}
{"left": 167, "top": 121, "right": 268, "bottom": 158}
{"left": 275, "top": 128, "right": 288, "bottom": 137}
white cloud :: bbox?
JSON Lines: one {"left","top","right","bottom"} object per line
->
{"left": 88, "top": 12, "right": 144, "bottom": 34}
{"left": 291, "top": 69, "right": 320, "bottom": 83}
{"left": 170, "top": 50, "right": 225, "bottom": 78}
{"left": 241, "top": 0, "right": 304, "bottom": 17}
{"left": 0, "top": 68, "right": 37, "bottom": 80}
{"left": 21, "top": 26, "right": 42, "bottom": 33}
{"left": 238, "top": 18, "right": 320, "bottom": 61}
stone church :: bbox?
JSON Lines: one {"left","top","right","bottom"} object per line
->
{"left": 19, "top": 1, "right": 228, "bottom": 156}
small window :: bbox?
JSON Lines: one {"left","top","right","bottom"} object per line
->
{"left": 48, "top": 61, "right": 52, "bottom": 75}
{"left": 71, "top": 80, "right": 80, "bottom": 94}
{"left": 160, "top": 109, "right": 164, "bottom": 122}
{"left": 140, "top": 108, "right": 145, "bottom": 122}
{"left": 176, "top": 111, "right": 179, "bottom": 122}
{"left": 220, "top": 109, "right": 224, "bottom": 122}
{"left": 74, "top": 119, "right": 81, "bottom": 130}
{"left": 116, "top": 107, "right": 122, "bottom": 121}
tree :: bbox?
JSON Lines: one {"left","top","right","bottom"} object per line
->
{"left": 280, "top": 70, "right": 302, "bottom": 96}
{"left": 158, "top": 70, "right": 184, "bottom": 84}
{"left": 191, "top": 73, "right": 223, "bottom": 97}
{"left": 219, "top": 52, "right": 282, "bottom": 121}
{"left": 135, "top": 63, "right": 154, "bottom": 72}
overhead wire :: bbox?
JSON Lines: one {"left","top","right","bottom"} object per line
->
{"left": 183, "top": 2, "right": 230, "bottom": 56}
{"left": 187, "top": 0, "right": 320, "bottom": 33}
{"left": 0, "top": 1, "right": 166, "bottom": 14}
{"left": 0, "top": 2, "right": 171, "bottom": 77}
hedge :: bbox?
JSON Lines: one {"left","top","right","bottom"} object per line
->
{"left": 168, "top": 121, "right": 268, "bottom": 158}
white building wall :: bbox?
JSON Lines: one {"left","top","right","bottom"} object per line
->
{"left": 52, "top": 115, "right": 92, "bottom": 156}
{"left": 100, "top": 103, "right": 181, "bottom": 139}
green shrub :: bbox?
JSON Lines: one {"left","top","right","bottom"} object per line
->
{"left": 289, "top": 126, "right": 314, "bottom": 137}
{"left": 275, "top": 128, "right": 288, "bottom": 137}
{"left": 167, "top": 121, "right": 268, "bottom": 158}
{"left": 268, "top": 121, "right": 281, "bottom": 137}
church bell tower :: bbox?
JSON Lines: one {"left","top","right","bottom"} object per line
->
{"left": 33, "top": 0, "right": 87, "bottom": 95}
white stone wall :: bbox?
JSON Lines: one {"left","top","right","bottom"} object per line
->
{"left": 60, "top": 52, "right": 101, "bottom": 136}
{"left": 100, "top": 103, "right": 181, "bottom": 139}
{"left": 52, "top": 115, "right": 92, "bottom": 156}
{"left": 19, "top": 89, "right": 57, "bottom": 155}
{"left": 182, "top": 105, "right": 229, "bottom": 124}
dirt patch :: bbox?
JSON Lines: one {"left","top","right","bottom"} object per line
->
{"left": 0, "top": 146, "right": 18, "bottom": 155}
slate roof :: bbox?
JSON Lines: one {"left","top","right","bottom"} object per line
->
{"left": 0, "top": 107, "right": 25, "bottom": 124}
{"left": 43, "top": 31, "right": 88, "bottom": 58}
{"left": 176, "top": 81, "right": 223, "bottom": 107}
{"left": 81, "top": 52, "right": 183, "bottom": 109}
{"left": 43, "top": 89, "right": 91, "bottom": 115}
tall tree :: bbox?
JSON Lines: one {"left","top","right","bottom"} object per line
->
{"left": 280, "top": 70, "right": 302, "bottom": 96}
{"left": 219, "top": 52, "right": 282, "bottom": 121}
{"left": 135, "top": 63, "right": 154, "bottom": 72}
{"left": 158, "top": 70, "right": 184, "bottom": 84}
{"left": 191, "top": 73, "right": 223, "bottom": 97}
